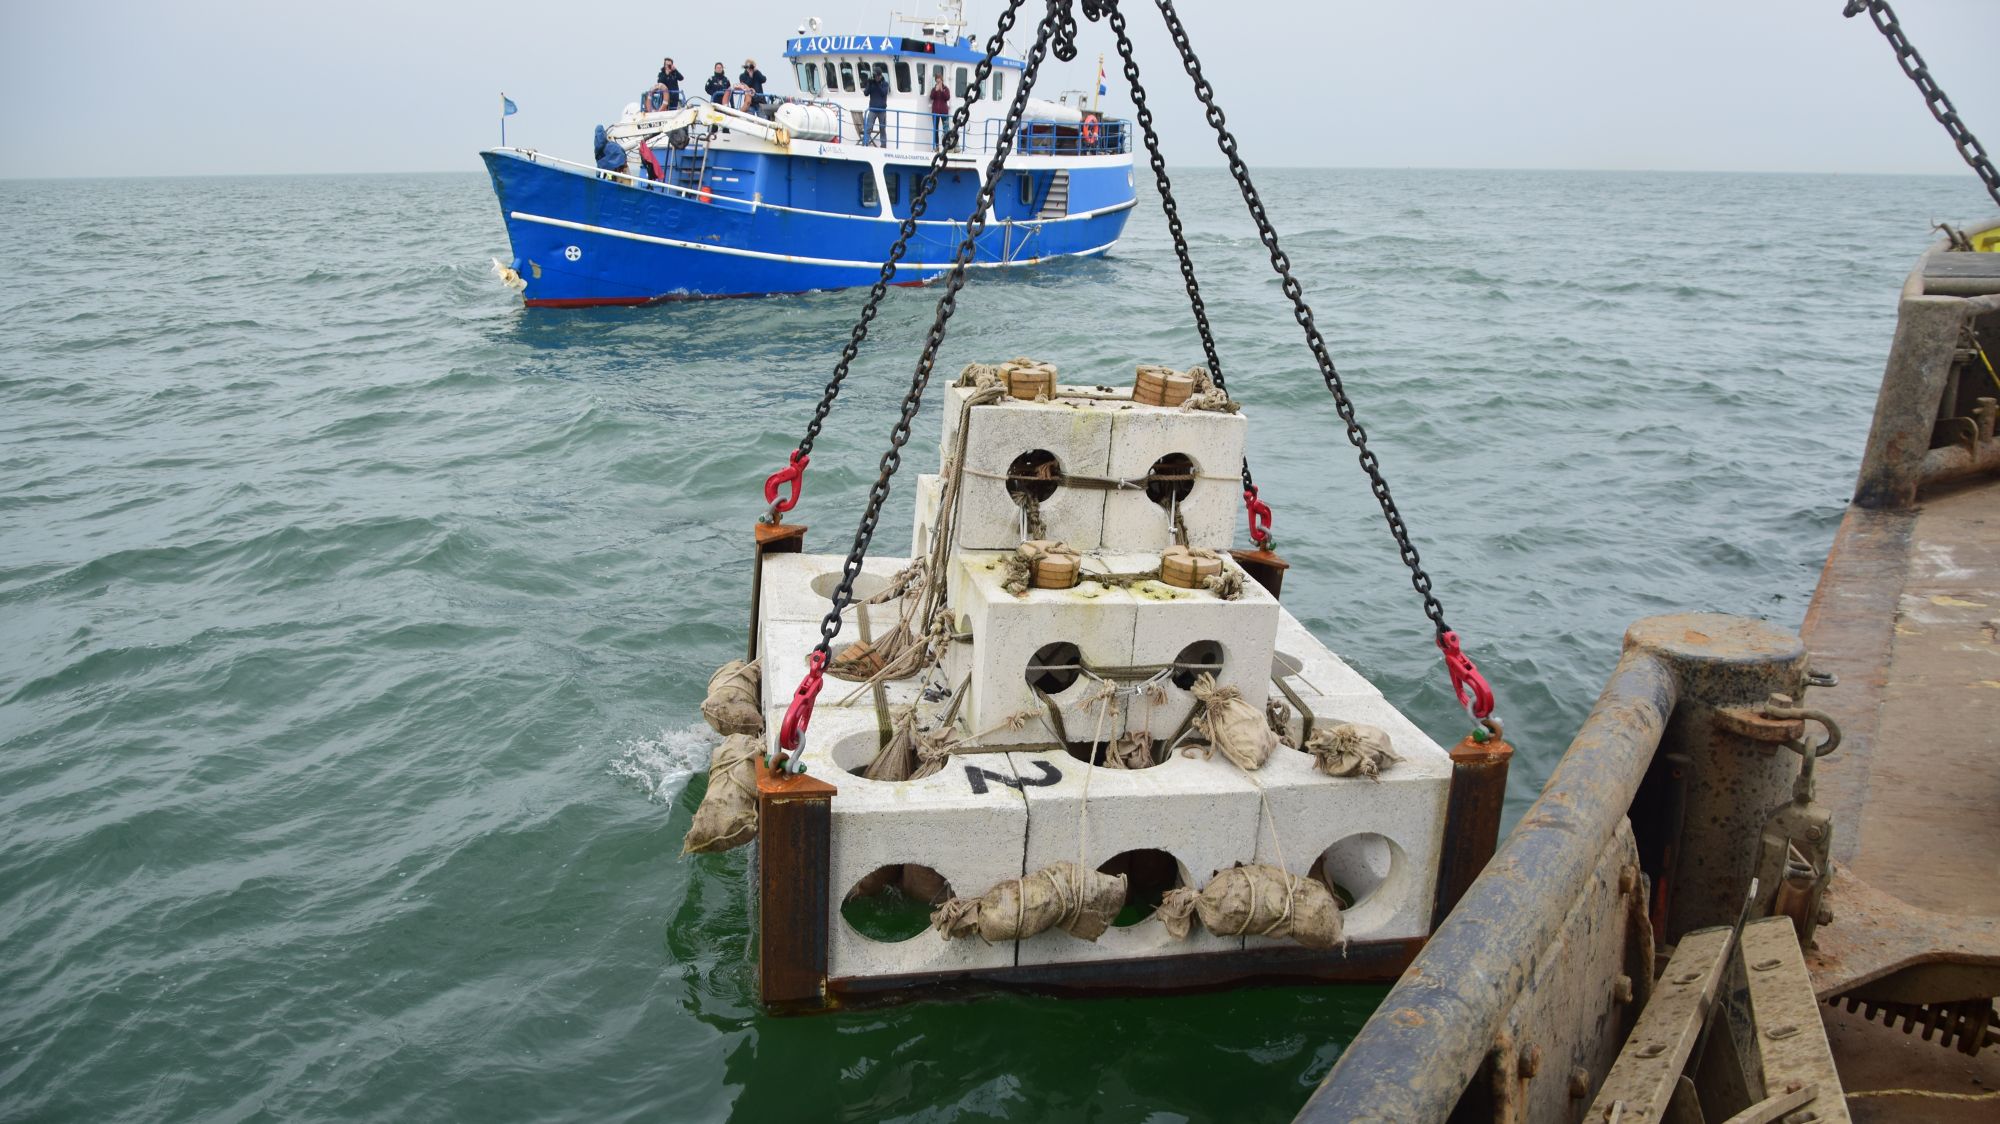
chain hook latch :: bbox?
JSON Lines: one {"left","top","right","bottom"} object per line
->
{"left": 1437, "top": 630, "right": 1496, "bottom": 722}
{"left": 763, "top": 450, "right": 809, "bottom": 519}
{"left": 772, "top": 649, "right": 828, "bottom": 772}
{"left": 1242, "top": 485, "right": 1274, "bottom": 550}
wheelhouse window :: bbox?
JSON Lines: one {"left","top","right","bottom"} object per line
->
{"left": 1018, "top": 172, "right": 1034, "bottom": 208}
{"left": 994, "top": 71, "right": 1006, "bottom": 99}
{"left": 885, "top": 170, "right": 901, "bottom": 205}
{"left": 840, "top": 61, "right": 856, "bottom": 91}
{"left": 955, "top": 66, "right": 969, "bottom": 96}
{"left": 860, "top": 170, "right": 880, "bottom": 210}
{"left": 894, "top": 60, "right": 911, "bottom": 92}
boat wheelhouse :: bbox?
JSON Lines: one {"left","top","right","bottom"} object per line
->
{"left": 482, "top": 5, "right": 1136, "bottom": 306}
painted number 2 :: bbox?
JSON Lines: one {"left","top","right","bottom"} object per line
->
{"left": 963, "top": 760, "right": 1062, "bottom": 794}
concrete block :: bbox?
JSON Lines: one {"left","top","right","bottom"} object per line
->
{"left": 1248, "top": 687, "right": 1452, "bottom": 947}
{"left": 1124, "top": 557, "right": 1280, "bottom": 743}
{"left": 912, "top": 474, "right": 941, "bottom": 560}
{"left": 794, "top": 710, "right": 1029, "bottom": 979}
{"left": 1269, "top": 608, "right": 1385, "bottom": 700}
{"left": 1101, "top": 404, "right": 1246, "bottom": 552}
{"left": 949, "top": 552, "right": 1139, "bottom": 748}
{"left": 756, "top": 612, "right": 916, "bottom": 760}
{"left": 1006, "top": 747, "right": 1260, "bottom": 965}
{"left": 757, "top": 551, "right": 913, "bottom": 637}
{"left": 938, "top": 385, "right": 1114, "bottom": 551}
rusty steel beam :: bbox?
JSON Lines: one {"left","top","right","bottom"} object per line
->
{"left": 755, "top": 762, "right": 837, "bottom": 1010}
{"left": 1431, "top": 733, "right": 1515, "bottom": 928}
{"left": 1229, "top": 548, "right": 1289, "bottom": 598}
{"left": 1299, "top": 614, "right": 1810, "bottom": 1124}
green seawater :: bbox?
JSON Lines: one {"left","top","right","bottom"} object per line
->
{"left": 0, "top": 168, "right": 1988, "bottom": 1121}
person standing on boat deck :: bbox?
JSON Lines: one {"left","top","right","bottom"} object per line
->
{"left": 863, "top": 66, "right": 890, "bottom": 146}
{"left": 658, "top": 58, "right": 684, "bottom": 109}
{"left": 705, "top": 63, "right": 730, "bottom": 103}
{"left": 739, "top": 59, "right": 767, "bottom": 114}
{"left": 928, "top": 75, "right": 951, "bottom": 150}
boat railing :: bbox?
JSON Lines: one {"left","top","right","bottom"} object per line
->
{"left": 1297, "top": 613, "right": 1819, "bottom": 1121}
{"left": 768, "top": 98, "right": 1132, "bottom": 157}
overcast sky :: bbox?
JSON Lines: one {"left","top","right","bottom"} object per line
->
{"left": 1, "top": 0, "right": 1995, "bottom": 179}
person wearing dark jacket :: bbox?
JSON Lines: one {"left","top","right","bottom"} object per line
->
{"left": 928, "top": 75, "right": 951, "bottom": 149}
{"left": 657, "top": 58, "right": 684, "bottom": 108}
{"left": 863, "top": 67, "right": 890, "bottom": 146}
{"left": 705, "top": 63, "right": 730, "bottom": 102}
{"left": 739, "top": 59, "right": 767, "bottom": 110}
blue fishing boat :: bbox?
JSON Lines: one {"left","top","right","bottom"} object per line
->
{"left": 482, "top": 4, "right": 1137, "bottom": 306}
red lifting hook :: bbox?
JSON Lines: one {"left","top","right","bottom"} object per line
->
{"left": 1242, "top": 486, "right": 1274, "bottom": 548}
{"left": 764, "top": 450, "right": 809, "bottom": 515}
{"left": 1437, "top": 630, "right": 1496, "bottom": 721}
{"left": 777, "top": 649, "right": 828, "bottom": 759}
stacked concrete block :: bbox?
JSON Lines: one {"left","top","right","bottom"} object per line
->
{"left": 1006, "top": 746, "right": 1261, "bottom": 964}
{"left": 1101, "top": 402, "right": 1247, "bottom": 553}
{"left": 938, "top": 385, "right": 1113, "bottom": 551}
{"left": 946, "top": 552, "right": 1140, "bottom": 748}
{"left": 795, "top": 708, "right": 1030, "bottom": 979}
{"left": 1249, "top": 688, "right": 1453, "bottom": 947}
{"left": 1125, "top": 556, "right": 1280, "bottom": 741}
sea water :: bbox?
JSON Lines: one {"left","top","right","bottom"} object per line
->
{"left": 0, "top": 168, "right": 1987, "bottom": 1121}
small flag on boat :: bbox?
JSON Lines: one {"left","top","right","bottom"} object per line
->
{"left": 1096, "top": 59, "right": 1106, "bottom": 97}
{"left": 502, "top": 94, "right": 518, "bottom": 116}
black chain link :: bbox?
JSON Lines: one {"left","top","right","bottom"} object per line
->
{"left": 1845, "top": 1, "right": 2000, "bottom": 209}
{"left": 807, "top": 0, "right": 1067, "bottom": 668}
{"left": 1093, "top": 2, "right": 1260, "bottom": 514}
{"left": 784, "top": 0, "right": 1030, "bottom": 475}
{"left": 1153, "top": 0, "right": 1451, "bottom": 636}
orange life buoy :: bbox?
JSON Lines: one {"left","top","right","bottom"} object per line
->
{"left": 1081, "top": 114, "right": 1101, "bottom": 146}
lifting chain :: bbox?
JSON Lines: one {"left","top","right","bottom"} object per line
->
{"left": 777, "top": 0, "right": 1068, "bottom": 768}
{"left": 1092, "top": 2, "right": 1269, "bottom": 549}
{"left": 1150, "top": 0, "right": 1492, "bottom": 716}
{"left": 764, "top": 0, "right": 1032, "bottom": 521}
{"left": 1844, "top": 1, "right": 2000, "bottom": 210}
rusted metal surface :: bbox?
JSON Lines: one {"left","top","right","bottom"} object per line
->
{"left": 1807, "top": 864, "right": 2000, "bottom": 1003}
{"left": 1298, "top": 633, "right": 1678, "bottom": 1122}
{"left": 1853, "top": 293, "right": 1966, "bottom": 508}
{"left": 1228, "top": 547, "right": 1289, "bottom": 598}
{"left": 1587, "top": 925, "right": 1737, "bottom": 1123}
{"left": 754, "top": 763, "right": 836, "bottom": 1009}
{"left": 1431, "top": 734, "right": 1515, "bottom": 929}
{"left": 1302, "top": 614, "right": 1821, "bottom": 1122}
{"left": 747, "top": 521, "right": 807, "bottom": 661}
{"left": 1831, "top": 996, "right": 1998, "bottom": 1056}
{"left": 1741, "top": 917, "right": 1853, "bottom": 1123}
{"left": 826, "top": 937, "right": 1422, "bottom": 1002}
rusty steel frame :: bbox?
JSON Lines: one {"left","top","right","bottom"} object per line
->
{"left": 1299, "top": 614, "right": 1812, "bottom": 1122}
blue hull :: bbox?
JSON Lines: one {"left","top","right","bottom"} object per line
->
{"left": 482, "top": 150, "right": 1134, "bottom": 305}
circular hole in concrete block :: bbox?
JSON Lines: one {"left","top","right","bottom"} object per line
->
{"left": 1098, "top": 848, "right": 1187, "bottom": 926}
{"left": 1005, "top": 449, "right": 1062, "bottom": 505}
{"left": 1312, "top": 833, "right": 1400, "bottom": 911}
{"left": 1026, "top": 641, "right": 1081, "bottom": 695}
{"left": 1146, "top": 452, "right": 1197, "bottom": 507}
{"left": 810, "top": 570, "right": 889, "bottom": 602}
{"left": 1171, "top": 639, "right": 1225, "bottom": 690}
{"left": 841, "top": 863, "right": 953, "bottom": 943}
{"left": 1064, "top": 733, "right": 1167, "bottom": 770}
{"left": 825, "top": 725, "right": 889, "bottom": 780}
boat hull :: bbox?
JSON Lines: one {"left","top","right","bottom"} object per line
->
{"left": 481, "top": 150, "right": 1133, "bottom": 305}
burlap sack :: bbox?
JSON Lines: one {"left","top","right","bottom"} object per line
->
{"left": 932, "top": 861, "right": 1128, "bottom": 943}
{"left": 1306, "top": 722, "right": 1400, "bottom": 780}
{"left": 1102, "top": 730, "right": 1156, "bottom": 770}
{"left": 1191, "top": 673, "right": 1278, "bottom": 771}
{"left": 1158, "top": 864, "right": 1344, "bottom": 948}
{"left": 700, "top": 659, "right": 763, "bottom": 736}
{"left": 680, "top": 734, "right": 761, "bottom": 855}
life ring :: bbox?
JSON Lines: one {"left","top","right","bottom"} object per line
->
{"left": 1081, "top": 114, "right": 1101, "bottom": 146}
